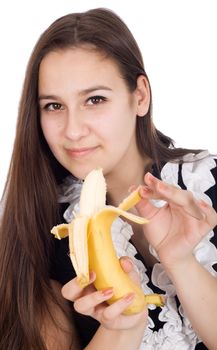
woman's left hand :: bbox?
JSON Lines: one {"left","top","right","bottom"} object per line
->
{"left": 62, "top": 257, "right": 147, "bottom": 331}
{"left": 136, "top": 172, "right": 217, "bottom": 268}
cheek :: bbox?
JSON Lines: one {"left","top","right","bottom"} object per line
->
{"left": 40, "top": 118, "right": 51, "bottom": 143}
{"left": 40, "top": 116, "right": 61, "bottom": 145}
{"left": 41, "top": 124, "right": 60, "bottom": 160}
{"left": 102, "top": 109, "right": 134, "bottom": 141}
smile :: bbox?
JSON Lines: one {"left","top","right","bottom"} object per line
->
{"left": 66, "top": 146, "right": 99, "bottom": 159}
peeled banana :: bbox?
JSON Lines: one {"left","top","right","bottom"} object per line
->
{"left": 51, "top": 168, "right": 164, "bottom": 314}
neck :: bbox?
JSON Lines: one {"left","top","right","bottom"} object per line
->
{"left": 105, "top": 155, "right": 152, "bottom": 207}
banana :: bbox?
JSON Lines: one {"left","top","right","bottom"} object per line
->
{"left": 51, "top": 168, "right": 164, "bottom": 314}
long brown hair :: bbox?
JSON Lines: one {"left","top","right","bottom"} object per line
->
{"left": 0, "top": 8, "right": 200, "bottom": 349}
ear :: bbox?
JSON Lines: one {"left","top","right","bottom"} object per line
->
{"left": 134, "top": 75, "right": 150, "bottom": 117}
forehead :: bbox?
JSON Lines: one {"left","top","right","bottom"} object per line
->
{"left": 38, "top": 47, "right": 125, "bottom": 90}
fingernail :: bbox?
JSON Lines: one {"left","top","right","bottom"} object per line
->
{"left": 125, "top": 258, "right": 134, "bottom": 269}
{"left": 101, "top": 288, "right": 113, "bottom": 297}
{"left": 141, "top": 186, "right": 149, "bottom": 193}
{"left": 146, "top": 172, "right": 152, "bottom": 176}
{"left": 89, "top": 271, "right": 96, "bottom": 283}
{"left": 124, "top": 292, "right": 135, "bottom": 303}
{"left": 140, "top": 186, "right": 151, "bottom": 197}
{"left": 128, "top": 185, "right": 136, "bottom": 193}
{"left": 120, "top": 257, "right": 135, "bottom": 274}
{"left": 146, "top": 172, "right": 155, "bottom": 181}
{"left": 199, "top": 199, "right": 209, "bottom": 208}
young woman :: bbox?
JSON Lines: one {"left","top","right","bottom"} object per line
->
{"left": 0, "top": 7, "right": 217, "bottom": 350}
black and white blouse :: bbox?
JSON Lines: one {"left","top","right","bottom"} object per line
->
{"left": 53, "top": 151, "right": 217, "bottom": 350}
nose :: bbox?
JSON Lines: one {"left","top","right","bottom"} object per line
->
{"left": 64, "top": 108, "right": 90, "bottom": 141}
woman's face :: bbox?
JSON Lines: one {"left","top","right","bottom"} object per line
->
{"left": 39, "top": 47, "right": 148, "bottom": 180}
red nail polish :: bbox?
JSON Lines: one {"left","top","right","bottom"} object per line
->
{"left": 140, "top": 186, "right": 151, "bottom": 197}
{"left": 146, "top": 172, "right": 155, "bottom": 180}
{"left": 199, "top": 199, "right": 209, "bottom": 208}
{"left": 89, "top": 271, "right": 96, "bottom": 283}
{"left": 124, "top": 292, "right": 135, "bottom": 303}
{"left": 101, "top": 288, "right": 113, "bottom": 297}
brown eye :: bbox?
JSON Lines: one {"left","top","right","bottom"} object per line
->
{"left": 44, "top": 103, "right": 63, "bottom": 111}
{"left": 86, "top": 96, "right": 106, "bottom": 105}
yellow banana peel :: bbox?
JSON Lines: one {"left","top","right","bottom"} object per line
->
{"left": 51, "top": 168, "right": 164, "bottom": 314}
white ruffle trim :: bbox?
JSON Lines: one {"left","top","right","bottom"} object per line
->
{"left": 58, "top": 151, "right": 217, "bottom": 350}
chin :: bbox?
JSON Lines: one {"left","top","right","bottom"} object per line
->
{"left": 67, "top": 166, "right": 99, "bottom": 181}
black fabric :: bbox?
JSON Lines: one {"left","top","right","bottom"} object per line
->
{"left": 50, "top": 232, "right": 100, "bottom": 348}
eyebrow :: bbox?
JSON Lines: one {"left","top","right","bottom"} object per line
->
{"left": 78, "top": 85, "right": 113, "bottom": 96}
{"left": 38, "top": 85, "right": 113, "bottom": 101}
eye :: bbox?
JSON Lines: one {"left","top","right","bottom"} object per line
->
{"left": 43, "top": 102, "right": 64, "bottom": 111}
{"left": 86, "top": 95, "right": 107, "bottom": 105}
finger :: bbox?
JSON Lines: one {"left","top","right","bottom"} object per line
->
{"left": 136, "top": 189, "right": 163, "bottom": 219}
{"left": 119, "top": 256, "right": 134, "bottom": 273}
{"left": 119, "top": 257, "right": 141, "bottom": 285}
{"left": 101, "top": 293, "right": 136, "bottom": 321}
{"left": 144, "top": 173, "right": 204, "bottom": 220}
{"left": 61, "top": 271, "right": 96, "bottom": 301}
{"left": 128, "top": 185, "right": 137, "bottom": 193}
{"left": 197, "top": 200, "right": 217, "bottom": 228}
{"left": 74, "top": 288, "right": 114, "bottom": 316}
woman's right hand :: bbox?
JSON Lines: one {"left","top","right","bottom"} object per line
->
{"left": 61, "top": 257, "right": 147, "bottom": 331}
{"left": 136, "top": 172, "right": 217, "bottom": 269}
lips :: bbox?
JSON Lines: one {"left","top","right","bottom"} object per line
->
{"left": 66, "top": 146, "right": 99, "bottom": 159}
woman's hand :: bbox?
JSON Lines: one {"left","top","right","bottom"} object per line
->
{"left": 61, "top": 257, "right": 147, "bottom": 331}
{"left": 136, "top": 172, "right": 217, "bottom": 268}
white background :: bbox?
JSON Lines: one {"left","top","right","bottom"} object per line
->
{"left": 0, "top": 0, "right": 216, "bottom": 197}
